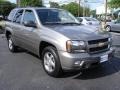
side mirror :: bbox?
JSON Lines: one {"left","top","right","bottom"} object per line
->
{"left": 23, "top": 21, "right": 37, "bottom": 28}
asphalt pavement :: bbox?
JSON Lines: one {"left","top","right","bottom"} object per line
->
{"left": 0, "top": 33, "right": 120, "bottom": 90}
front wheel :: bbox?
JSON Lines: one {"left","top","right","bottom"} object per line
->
{"left": 42, "top": 46, "right": 62, "bottom": 77}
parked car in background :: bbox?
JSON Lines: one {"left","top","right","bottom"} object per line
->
{"left": 77, "top": 17, "right": 100, "bottom": 26}
{"left": 105, "top": 19, "right": 120, "bottom": 32}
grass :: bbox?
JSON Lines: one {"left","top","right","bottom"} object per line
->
{"left": 0, "top": 20, "right": 5, "bottom": 34}
{"left": 0, "top": 20, "right": 5, "bottom": 28}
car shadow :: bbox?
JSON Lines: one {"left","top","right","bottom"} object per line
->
{"left": 14, "top": 48, "right": 120, "bottom": 79}
{"left": 61, "top": 57, "right": 120, "bottom": 79}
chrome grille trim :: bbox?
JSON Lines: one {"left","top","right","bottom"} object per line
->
{"left": 88, "top": 38, "right": 109, "bottom": 53}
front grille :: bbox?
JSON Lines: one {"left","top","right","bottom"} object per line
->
{"left": 88, "top": 38, "right": 108, "bottom": 45}
{"left": 88, "top": 38, "right": 109, "bottom": 53}
{"left": 89, "top": 45, "right": 108, "bottom": 53}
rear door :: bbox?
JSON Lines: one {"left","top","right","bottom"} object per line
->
{"left": 11, "top": 9, "right": 24, "bottom": 46}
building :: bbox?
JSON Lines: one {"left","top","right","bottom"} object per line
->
{"left": 96, "top": 4, "right": 111, "bottom": 15}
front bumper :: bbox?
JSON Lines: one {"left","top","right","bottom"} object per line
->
{"left": 58, "top": 48, "right": 115, "bottom": 70}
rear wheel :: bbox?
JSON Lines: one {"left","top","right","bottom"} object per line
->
{"left": 106, "top": 26, "right": 111, "bottom": 32}
{"left": 7, "top": 35, "right": 18, "bottom": 52}
{"left": 42, "top": 46, "right": 62, "bottom": 77}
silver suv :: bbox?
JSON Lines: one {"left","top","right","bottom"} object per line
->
{"left": 5, "top": 7, "right": 114, "bottom": 77}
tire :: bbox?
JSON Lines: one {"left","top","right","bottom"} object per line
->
{"left": 7, "top": 35, "right": 18, "bottom": 52}
{"left": 42, "top": 46, "right": 62, "bottom": 77}
{"left": 106, "top": 26, "right": 111, "bottom": 32}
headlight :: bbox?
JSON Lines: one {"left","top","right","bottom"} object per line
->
{"left": 66, "top": 40, "right": 86, "bottom": 53}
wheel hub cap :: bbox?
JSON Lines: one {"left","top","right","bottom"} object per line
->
{"left": 8, "top": 39, "right": 13, "bottom": 50}
{"left": 44, "top": 52, "right": 55, "bottom": 72}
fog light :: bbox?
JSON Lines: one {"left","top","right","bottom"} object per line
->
{"left": 80, "top": 61, "right": 84, "bottom": 66}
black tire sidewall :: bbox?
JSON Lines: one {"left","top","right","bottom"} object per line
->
{"left": 42, "top": 46, "right": 62, "bottom": 77}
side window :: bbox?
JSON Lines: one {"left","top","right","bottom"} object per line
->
{"left": 13, "top": 9, "right": 23, "bottom": 23}
{"left": 78, "top": 18, "right": 83, "bottom": 22}
{"left": 22, "top": 10, "right": 36, "bottom": 23}
{"left": 116, "top": 19, "right": 120, "bottom": 23}
{"left": 8, "top": 9, "right": 16, "bottom": 21}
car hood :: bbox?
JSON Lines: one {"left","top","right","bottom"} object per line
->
{"left": 45, "top": 25, "right": 109, "bottom": 40}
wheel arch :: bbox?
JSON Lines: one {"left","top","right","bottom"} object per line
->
{"left": 39, "top": 41, "right": 57, "bottom": 59}
{"left": 5, "top": 31, "right": 12, "bottom": 40}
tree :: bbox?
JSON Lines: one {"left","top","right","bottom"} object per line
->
{"left": 61, "top": 2, "right": 83, "bottom": 17}
{"left": 0, "top": 0, "right": 16, "bottom": 16}
{"left": 108, "top": 0, "right": 120, "bottom": 8}
{"left": 20, "top": 0, "right": 43, "bottom": 7}
{"left": 61, "top": 2, "right": 90, "bottom": 17}
{"left": 49, "top": 2, "right": 60, "bottom": 8}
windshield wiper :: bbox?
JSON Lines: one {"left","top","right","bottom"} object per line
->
{"left": 44, "top": 22, "right": 63, "bottom": 25}
{"left": 61, "top": 22, "right": 81, "bottom": 25}
{"left": 43, "top": 22, "right": 81, "bottom": 25}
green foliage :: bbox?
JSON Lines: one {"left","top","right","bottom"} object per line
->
{"left": 50, "top": 2, "right": 60, "bottom": 8}
{"left": 0, "top": 0, "right": 16, "bottom": 16}
{"left": 61, "top": 2, "right": 82, "bottom": 16}
{"left": 20, "top": 0, "right": 43, "bottom": 7}
{"left": 61, "top": 2, "right": 90, "bottom": 17}
{"left": 108, "top": 0, "right": 120, "bottom": 8}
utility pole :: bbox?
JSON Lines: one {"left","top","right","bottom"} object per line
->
{"left": 104, "top": 0, "right": 107, "bottom": 25}
{"left": 17, "top": 0, "right": 20, "bottom": 7}
{"left": 78, "top": 0, "right": 80, "bottom": 17}
{"left": 83, "top": 0, "right": 87, "bottom": 17}
{"left": 83, "top": 0, "right": 85, "bottom": 17}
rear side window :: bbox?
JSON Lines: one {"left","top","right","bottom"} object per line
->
{"left": 7, "top": 9, "right": 16, "bottom": 21}
{"left": 13, "top": 9, "right": 24, "bottom": 23}
{"left": 78, "top": 18, "right": 83, "bottom": 22}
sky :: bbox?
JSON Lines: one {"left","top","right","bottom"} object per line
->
{"left": 8, "top": 0, "right": 104, "bottom": 10}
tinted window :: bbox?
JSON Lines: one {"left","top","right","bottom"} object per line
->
{"left": 22, "top": 10, "right": 36, "bottom": 23}
{"left": 36, "top": 9, "right": 78, "bottom": 25}
{"left": 77, "top": 18, "right": 83, "bottom": 22}
{"left": 13, "top": 9, "right": 23, "bottom": 23}
{"left": 8, "top": 9, "right": 16, "bottom": 21}
{"left": 116, "top": 19, "right": 120, "bottom": 23}
{"left": 85, "top": 17, "right": 97, "bottom": 21}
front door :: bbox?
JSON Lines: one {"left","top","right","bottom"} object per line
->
{"left": 21, "top": 10, "right": 40, "bottom": 54}
{"left": 112, "top": 19, "right": 120, "bottom": 32}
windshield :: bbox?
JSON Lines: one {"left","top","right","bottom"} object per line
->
{"left": 85, "top": 17, "right": 98, "bottom": 21}
{"left": 36, "top": 9, "right": 79, "bottom": 25}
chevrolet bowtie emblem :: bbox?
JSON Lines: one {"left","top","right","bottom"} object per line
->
{"left": 98, "top": 42, "right": 105, "bottom": 47}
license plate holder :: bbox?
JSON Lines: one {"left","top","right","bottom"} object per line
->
{"left": 100, "top": 54, "right": 108, "bottom": 63}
